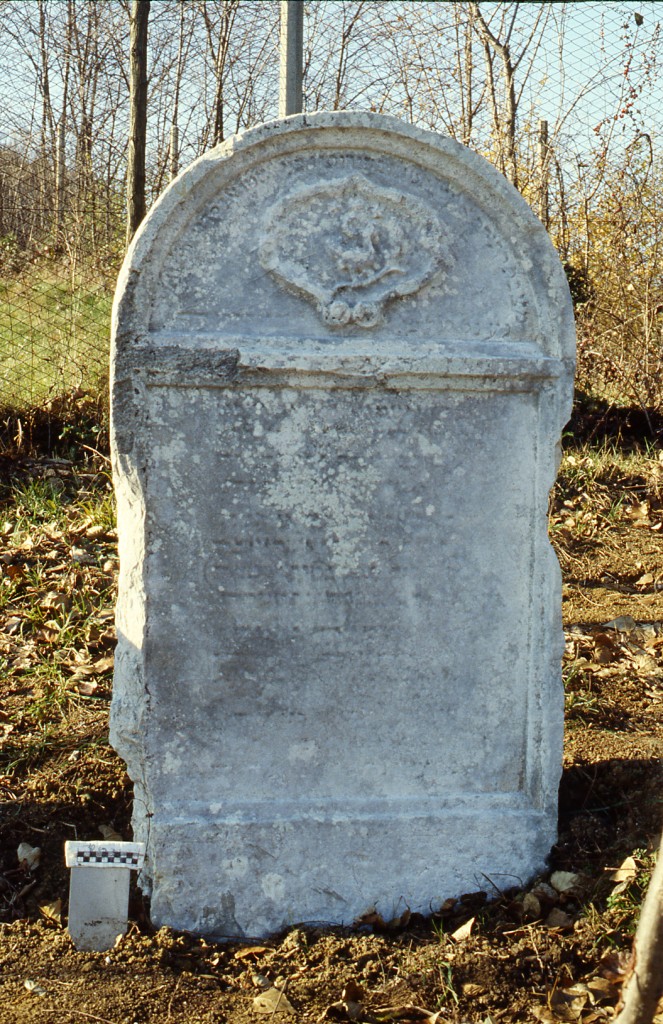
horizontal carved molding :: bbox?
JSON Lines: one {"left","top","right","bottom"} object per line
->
{"left": 118, "top": 345, "right": 564, "bottom": 393}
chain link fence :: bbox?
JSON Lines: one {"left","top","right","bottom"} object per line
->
{"left": 1, "top": 1, "right": 662, "bottom": 418}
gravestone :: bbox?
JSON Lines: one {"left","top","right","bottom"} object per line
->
{"left": 110, "top": 112, "right": 575, "bottom": 939}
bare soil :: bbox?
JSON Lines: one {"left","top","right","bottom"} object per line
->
{"left": 0, "top": 427, "right": 662, "bottom": 1024}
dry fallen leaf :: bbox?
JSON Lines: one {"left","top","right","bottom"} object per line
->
{"left": 384, "top": 907, "right": 412, "bottom": 932}
{"left": 99, "top": 824, "right": 123, "bottom": 842}
{"left": 40, "top": 590, "right": 71, "bottom": 613}
{"left": 539, "top": 986, "right": 589, "bottom": 1022}
{"left": 75, "top": 679, "right": 99, "bottom": 696}
{"left": 320, "top": 1002, "right": 362, "bottom": 1022}
{"left": 321, "top": 981, "right": 367, "bottom": 1022}
{"left": 68, "top": 656, "right": 114, "bottom": 683}
{"left": 631, "top": 652, "right": 659, "bottom": 674}
{"left": 603, "top": 616, "right": 637, "bottom": 633}
{"left": 532, "top": 882, "right": 558, "bottom": 904}
{"left": 234, "top": 945, "right": 271, "bottom": 961}
{"left": 92, "top": 655, "right": 115, "bottom": 674}
{"left": 39, "top": 898, "right": 62, "bottom": 925}
{"left": 342, "top": 981, "right": 366, "bottom": 1004}
{"left": 532, "top": 1003, "right": 557, "bottom": 1019}
{"left": 40, "top": 620, "right": 62, "bottom": 643}
{"left": 70, "top": 546, "right": 95, "bottom": 564}
{"left": 592, "top": 633, "right": 621, "bottom": 664}
{"left": 355, "top": 908, "right": 387, "bottom": 930}
{"left": 550, "top": 871, "right": 580, "bottom": 894}
{"left": 545, "top": 908, "right": 574, "bottom": 930}
{"left": 609, "top": 856, "right": 638, "bottom": 894}
{"left": 24, "top": 979, "right": 47, "bottom": 996}
{"left": 523, "top": 892, "right": 542, "bottom": 919}
{"left": 17, "top": 843, "right": 41, "bottom": 872}
{"left": 462, "top": 982, "right": 486, "bottom": 997}
{"left": 85, "top": 523, "right": 108, "bottom": 539}
{"left": 600, "top": 949, "right": 635, "bottom": 982}
{"left": 585, "top": 976, "right": 618, "bottom": 1004}
{"left": 450, "top": 916, "right": 475, "bottom": 942}
{"left": 253, "top": 987, "right": 295, "bottom": 1015}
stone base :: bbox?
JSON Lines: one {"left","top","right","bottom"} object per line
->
{"left": 142, "top": 797, "right": 555, "bottom": 938}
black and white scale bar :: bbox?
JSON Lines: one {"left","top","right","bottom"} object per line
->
{"left": 76, "top": 850, "right": 141, "bottom": 866}
{"left": 64, "top": 840, "right": 146, "bottom": 870}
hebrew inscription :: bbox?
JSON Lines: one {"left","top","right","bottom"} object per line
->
{"left": 259, "top": 174, "right": 451, "bottom": 328}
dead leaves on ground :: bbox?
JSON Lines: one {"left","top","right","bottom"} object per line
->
{"left": 0, "top": 467, "right": 117, "bottom": 697}
{"left": 552, "top": 449, "right": 663, "bottom": 543}
{"left": 566, "top": 617, "right": 663, "bottom": 678}
{"left": 0, "top": 451, "right": 660, "bottom": 1024}
{"left": 533, "top": 976, "right": 620, "bottom": 1023}
{"left": 531, "top": 855, "right": 656, "bottom": 1024}
{"left": 564, "top": 617, "right": 663, "bottom": 722}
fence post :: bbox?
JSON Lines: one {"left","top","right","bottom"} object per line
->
{"left": 538, "top": 118, "right": 549, "bottom": 230}
{"left": 279, "top": 0, "right": 303, "bottom": 117}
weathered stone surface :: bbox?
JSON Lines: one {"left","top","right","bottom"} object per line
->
{"left": 110, "top": 112, "right": 575, "bottom": 939}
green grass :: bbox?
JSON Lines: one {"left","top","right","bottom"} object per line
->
{"left": 0, "top": 264, "right": 113, "bottom": 408}
{"left": 551, "top": 441, "right": 662, "bottom": 537}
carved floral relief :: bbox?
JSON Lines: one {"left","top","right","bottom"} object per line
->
{"left": 259, "top": 174, "right": 451, "bottom": 328}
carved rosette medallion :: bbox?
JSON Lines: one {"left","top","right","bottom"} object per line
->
{"left": 259, "top": 174, "right": 451, "bottom": 328}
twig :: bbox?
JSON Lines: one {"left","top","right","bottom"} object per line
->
{"left": 77, "top": 443, "right": 111, "bottom": 465}
{"left": 166, "top": 975, "right": 183, "bottom": 1021}
{"left": 269, "top": 984, "right": 290, "bottom": 1021}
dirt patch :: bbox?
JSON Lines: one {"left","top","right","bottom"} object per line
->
{"left": 0, "top": 442, "right": 662, "bottom": 1024}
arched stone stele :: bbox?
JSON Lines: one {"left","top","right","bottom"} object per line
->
{"left": 110, "top": 112, "right": 575, "bottom": 938}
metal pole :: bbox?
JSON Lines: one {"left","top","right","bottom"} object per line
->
{"left": 279, "top": 1, "right": 303, "bottom": 117}
{"left": 126, "top": 0, "right": 150, "bottom": 247}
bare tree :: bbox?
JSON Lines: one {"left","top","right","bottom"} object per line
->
{"left": 304, "top": 1, "right": 388, "bottom": 113}
{"left": 375, "top": 2, "right": 485, "bottom": 139}
{"left": 469, "top": 0, "right": 550, "bottom": 187}
{"left": 200, "top": 0, "right": 240, "bottom": 147}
